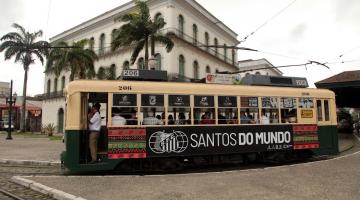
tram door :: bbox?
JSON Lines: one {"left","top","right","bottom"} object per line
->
{"left": 80, "top": 92, "right": 109, "bottom": 163}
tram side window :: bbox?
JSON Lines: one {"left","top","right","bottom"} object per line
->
{"left": 112, "top": 94, "right": 138, "bottom": 126}
{"left": 280, "top": 97, "right": 297, "bottom": 123}
{"left": 240, "top": 96, "right": 259, "bottom": 124}
{"left": 194, "top": 95, "right": 215, "bottom": 124}
{"left": 261, "top": 97, "right": 279, "bottom": 124}
{"left": 140, "top": 94, "right": 164, "bottom": 125}
{"left": 324, "top": 100, "right": 330, "bottom": 121}
{"left": 168, "top": 95, "right": 191, "bottom": 125}
{"left": 317, "top": 100, "right": 323, "bottom": 121}
{"left": 299, "top": 98, "right": 314, "bottom": 109}
{"left": 218, "top": 96, "right": 238, "bottom": 124}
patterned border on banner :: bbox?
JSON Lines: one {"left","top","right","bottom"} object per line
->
{"left": 293, "top": 125, "right": 320, "bottom": 150}
{"left": 108, "top": 128, "right": 146, "bottom": 159}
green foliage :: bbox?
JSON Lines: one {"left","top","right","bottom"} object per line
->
{"left": 112, "top": 0, "right": 174, "bottom": 68}
{"left": 46, "top": 39, "right": 98, "bottom": 79}
{"left": 96, "top": 65, "right": 116, "bottom": 80}
{"left": 43, "top": 123, "right": 57, "bottom": 136}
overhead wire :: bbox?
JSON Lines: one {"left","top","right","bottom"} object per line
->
{"left": 239, "top": 0, "right": 297, "bottom": 44}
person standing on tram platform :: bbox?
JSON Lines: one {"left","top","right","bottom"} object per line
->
{"left": 88, "top": 103, "right": 101, "bottom": 163}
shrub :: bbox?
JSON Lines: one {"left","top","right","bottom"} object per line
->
{"left": 44, "top": 123, "right": 57, "bottom": 136}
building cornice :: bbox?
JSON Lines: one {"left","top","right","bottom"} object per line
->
{"left": 50, "top": 0, "right": 239, "bottom": 44}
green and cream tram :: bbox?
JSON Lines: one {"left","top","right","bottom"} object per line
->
{"left": 61, "top": 79, "right": 338, "bottom": 172}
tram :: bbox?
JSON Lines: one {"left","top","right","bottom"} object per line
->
{"left": 61, "top": 73, "right": 338, "bottom": 173}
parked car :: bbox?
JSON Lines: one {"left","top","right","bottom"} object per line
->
{"left": 3, "top": 121, "right": 14, "bottom": 131}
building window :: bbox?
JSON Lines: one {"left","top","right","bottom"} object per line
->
{"left": 123, "top": 61, "right": 130, "bottom": 70}
{"left": 47, "top": 79, "right": 51, "bottom": 95}
{"left": 154, "top": 12, "right": 162, "bottom": 20}
{"left": 138, "top": 57, "right": 145, "bottom": 70}
{"left": 111, "top": 29, "right": 117, "bottom": 51}
{"left": 178, "top": 15, "right": 184, "bottom": 38}
{"left": 109, "top": 64, "right": 116, "bottom": 80}
{"left": 193, "top": 61, "right": 199, "bottom": 79}
{"left": 193, "top": 24, "right": 198, "bottom": 45}
{"left": 155, "top": 53, "right": 162, "bottom": 70}
{"left": 179, "top": 55, "right": 185, "bottom": 77}
{"left": 255, "top": 72, "right": 261, "bottom": 75}
{"left": 214, "top": 38, "right": 218, "bottom": 56}
{"left": 206, "top": 65, "right": 211, "bottom": 73}
{"left": 223, "top": 44, "right": 227, "bottom": 61}
{"left": 232, "top": 48, "right": 235, "bottom": 65}
{"left": 215, "top": 69, "right": 219, "bottom": 74}
{"left": 99, "top": 33, "right": 105, "bottom": 55}
{"left": 204, "top": 32, "right": 209, "bottom": 51}
{"left": 54, "top": 78, "right": 58, "bottom": 92}
{"left": 61, "top": 76, "right": 65, "bottom": 91}
{"left": 89, "top": 37, "right": 94, "bottom": 51}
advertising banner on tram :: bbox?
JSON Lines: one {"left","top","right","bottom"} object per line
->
{"left": 146, "top": 125, "right": 294, "bottom": 157}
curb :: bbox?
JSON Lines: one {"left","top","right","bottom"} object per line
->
{"left": 0, "top": 159, "right": 60, "bottom": 166}
{"left": 11, "top": 176, "right": 86, "bottom": 200}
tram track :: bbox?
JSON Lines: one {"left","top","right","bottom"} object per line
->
{"left": 0, "top": 188, "right": 26, "bottom": 200}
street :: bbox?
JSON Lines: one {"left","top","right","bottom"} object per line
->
{"left": 13, "top": 138, "right": 360, "bottom": 200}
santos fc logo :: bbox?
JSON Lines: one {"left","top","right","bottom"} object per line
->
{"left": 149, "top": 131, "right": 189, "bottom": 154}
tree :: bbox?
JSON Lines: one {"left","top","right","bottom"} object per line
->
{"left": 45, "top": 39, "right": 97, "bottom": 80}
{"left": 112, "top": 0, "right": 174, "bottom": 68}
{"left": 0, "top": 23, "right": 50, "bottom": 132}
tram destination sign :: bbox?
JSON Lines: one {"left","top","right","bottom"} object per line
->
{"left": 146, "top": 125, "right": 294, "bottom": 157}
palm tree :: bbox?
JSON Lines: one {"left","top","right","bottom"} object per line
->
{"left": 45, "top": 39, "right": 97, "bottom": 80}
{"left": 0, "top": 23, "right": 49, "bottom": 132}
{"left": 112, "top": 0, "right": 174, "bottom": 68}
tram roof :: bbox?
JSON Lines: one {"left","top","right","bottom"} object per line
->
{"left": 65, "top": 80, "right": 335, "bottom": 99}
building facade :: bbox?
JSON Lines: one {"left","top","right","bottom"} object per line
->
{"left": 237, "top": 58, "right": 283, "bottom": 77}
{"left": 42, "top": 0, "right": 240, "bottom": 132}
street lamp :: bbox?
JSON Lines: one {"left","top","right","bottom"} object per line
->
{"left": 5, "top": 80, "right": 16, "bottom": 140}
{"left": 148, "top": 55, "right": 157, "bottom": 70}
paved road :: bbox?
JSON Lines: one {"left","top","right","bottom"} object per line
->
{"left": 27, "top": 148, "right": 360, "bottom": 200}
{"left": 0, "top": 134, "right": 64, "bottom": 162}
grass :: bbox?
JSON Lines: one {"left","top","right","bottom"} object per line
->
{"left": 0, "top": 131, "right": 63, "bottom": 141}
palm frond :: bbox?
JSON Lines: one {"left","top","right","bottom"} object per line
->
{"left": 130, "top": 39, "right": 145, "bottom": 64}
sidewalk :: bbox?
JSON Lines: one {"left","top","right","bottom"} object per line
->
{"left": 0, "top": 132, "right": 64, "bottom": 165}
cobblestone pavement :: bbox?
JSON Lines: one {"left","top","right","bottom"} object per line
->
{"left": 0, "top": 164, "right": 60, "bottom": 200}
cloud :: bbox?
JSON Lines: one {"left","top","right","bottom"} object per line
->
{"left": 0, "top": 0, "right": 25, "bottom": 35}
{"left": 335, "top": 0, "right": 360, "bottom": 22}
{"left": 289, "top": 23, "right": 307, "bottom": 42}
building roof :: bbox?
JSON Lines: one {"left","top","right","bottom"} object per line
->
{"left": 0, "top": 98, "right": 41, "bottom": 111}
{"left": 316, "top": 70, "right": 360, "bottom": 84}
{"left": 237, "top": 58, "right": 283, "bottom": 75}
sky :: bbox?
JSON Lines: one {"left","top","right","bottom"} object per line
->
{"left": 0, "top": 0, "right": 360, "bottom": 96}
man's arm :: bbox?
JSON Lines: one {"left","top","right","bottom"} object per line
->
{"left": 90, "top": 112, "right": 100, "bottom": 124}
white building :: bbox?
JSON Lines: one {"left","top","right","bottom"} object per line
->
{"left": 42, "top": 0, "right": 240, "bottom": 132}
{"left": 237, "top": 58, "right": 283, "bottom": 77}
{"left": 0, "top": 81, "right": 10, "bottom": 98}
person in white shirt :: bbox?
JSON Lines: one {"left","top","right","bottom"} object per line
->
{"left": 112, "top": 114, "right": 126, "bottom": 125}
{"left": 261, "top": 109, "right": 270, "bottom": 125}
{"left": 143, "top": 111, "right": 163, "bottom": 125}
{"left": 88, "top": 103, "right": 101, "bottom": 163}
